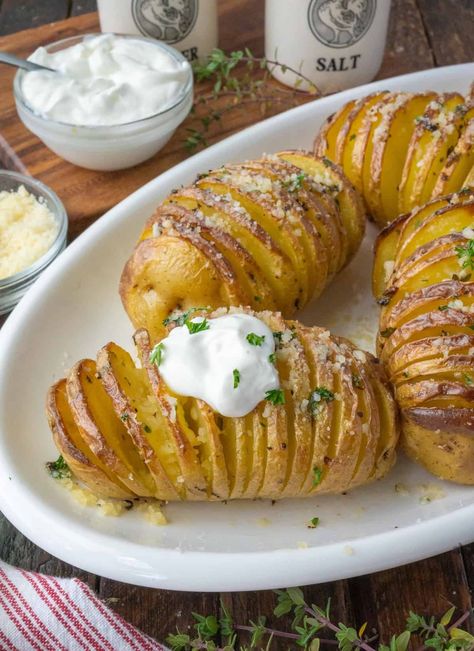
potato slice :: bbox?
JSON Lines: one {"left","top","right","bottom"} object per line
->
{"left": 369, "top": 93, "right": 436, "bottom": 224}
{"left": 297, "top": 326, "right": 334, "bottom": 494}
{"left": 432, "top": 118, "right": 474, "bottom": 197}
{"left": 67, "top": 359, "right": 155, "bottom": 496}
{"left": 398, "top": 93, "right": 465, "bottom": 214}
{"left": 394, "top": 200, "right": 474, "bottom": 266}
{"left": 133, "top": 329, "right": 208, "bottom": 499}
{"left": 336, "top": 92, "right": 389, "bottom": 192}
{"left": 47, "top": 380, "right": 133, "bottom": 499}
{"left": 96, "top": 343, "right": 181, "bottom": 501}
{"left": 232, "top": 158, "right": 329, "bottom": 296}
{"left": 420, "top": 105, "right": 474, "bottom": 204}
{"left": 276, "top": 151, "right": 365, "bottom": 263}
{"left": 196, "top": 174, "right": 304, "bottom": 310}
{"left": 160, "top": 188, "right": 282, "bottom": 307}
{"left": 401, "top": 410, "right": 474, "bottom": 484}
{"left": 314, "top": 99, "right": 357, "bottom": 159}
{"left": 151, "top": 205, "right": 275, "bottom": 312}
{"left": 120, "top": 230, "right": 242, "bottom": 342}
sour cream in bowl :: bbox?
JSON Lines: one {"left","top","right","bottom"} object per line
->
{"left": 13, "top": 34, "right": 193, "bottom": 171}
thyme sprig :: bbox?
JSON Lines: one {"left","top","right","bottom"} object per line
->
{"left": 166, "top": 589, "right": 474, "bottom": 651}
{"left": 184, "top": 48, "right": 320, "bottom": 152}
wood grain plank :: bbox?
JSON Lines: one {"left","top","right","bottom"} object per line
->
{"left": 0, "top": 513, "right": 98, "bottom": 591}
{"left": 417, "top": 0, "right": 474, "bottom": 66}
{"left": 0, "top": 0, "right": 69, "bottom": 36}
{"left": 98, "top": 581, "right": 219, "bottom": 643}
{"left": 461, "top": 543, "right": 474, "bottom": 598}
{"left": 377, "top": 0, "right": 434, "bottom": 80}
{"left": 71, "top": 0, "right": 97, "bottom": 17}
{"left": 221, "top": 580, "right": 354, "bottom": 650}
{"left": 349, "top": 549, "right": 473, "bottom": 643}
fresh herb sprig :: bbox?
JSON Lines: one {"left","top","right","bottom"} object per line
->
{"left": 184, "top": 48, "right": 320, "bottom": 152}
{"left": 456, "top": 239, "right": 474, "bottom": 271}
{"left": 46, "top": 455, "right": 72, "bottom": 480}
{"left": 166, "top": 589, "right": 474, "bottom": 651}
{"left": 265, "top": 388, "right": 285, "bottom": 405}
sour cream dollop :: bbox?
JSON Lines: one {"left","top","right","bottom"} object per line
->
{"left": 21, "top": 34, "right": 191, "bottom": 126}
{"left": 157, "top": 314, "right": 280, "bottom": 418}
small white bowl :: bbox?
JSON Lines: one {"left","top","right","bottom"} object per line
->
{"left": 13, "top": 34, "right": 193, "bottom": 172}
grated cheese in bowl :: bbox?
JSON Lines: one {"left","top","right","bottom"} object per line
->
{"left": 0, "top": 184, "right": 59, "bottom": 279}
{"left": 0, "top": 170, "right": 67, "bottom": 315}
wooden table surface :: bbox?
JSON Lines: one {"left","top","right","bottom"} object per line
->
{"left": 0, "top": 1, "right": 473, "bottom": 648}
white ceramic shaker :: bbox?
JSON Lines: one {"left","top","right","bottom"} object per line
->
{"left": 265, "top": 0, "right": 391, "bottom": 93}
{"left": 97, "top": 0, "right": 218, "bottom": 62}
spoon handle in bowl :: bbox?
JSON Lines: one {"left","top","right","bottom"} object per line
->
{"left": 0, "top": 51, "right": 53, "bottom": 73}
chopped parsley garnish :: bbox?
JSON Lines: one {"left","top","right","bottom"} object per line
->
{"left": 233, "top": 368, "right": 240, "bottom": 389}
{"left": 149, "top": 342, "right": 164, "bottom": 366}
{"left": 254, "top": 295, "right": 262, "bottom": 302}
{"left": 349, "top": 134, "right": 356, "bottom": 141}
{"left": 265, "top": 389, "right": 285, "bottom": 405}
{"left": 380, "top": 327, "right": 395, "bottom": 338}
{"left": 322, "top": 157, "right": 331, "bottom": 167}
{"left": 469, "top": 325, "right": 474, "bottom": 331}
{"left": 46, "top": 455, "right": 71, "bottom": 480}
{"left": 352, "top": 374, "right": 364, "bottom": 389}
{"left": 120, "top": 412, "right": 129, "bottom": 422}
{"left": 307, "top": 516, "right": 320, "bottom": 529}
{"left": 268, "top": 352, "right": 276, "bottom": 364}
{"left": 308, "top": 387, "right": 335, "bottom": 415}
{"left": 463, "top": 374, "right": 474, "bottom": 386}
{"left": 163, "top": 306, "right": 207, "bottom": 327}
{"left": 143, "top": 424, "right": 152, "bottom": 433}
{"left": 455, "top": 239, "right": 474, "bottom": 271}
{"left": 438, "top": 305, "right": 449, "bottom": 311}
{"left": 312, "top": 466, "right": 322, "bottom": 487}
{"left": 186, "top": 318, "right": 210, "bottom": 334}
{"left": 247, "top": 332, "right": 265, "bottom": 346}
{"left": 283, "top": 172, "right": 306, "bottom": 192}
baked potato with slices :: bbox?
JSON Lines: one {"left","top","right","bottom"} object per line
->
{"left": 120, "top": 151, "right": 365, "bottom": 340}
{"left": 315, "top": 87, "right": 474, "bottom": 226}
{"left": 46, "top": 308, "right": 398, "bottom": 501}
{"left": 373, "top": 189, "right": 474, "bottom": 484}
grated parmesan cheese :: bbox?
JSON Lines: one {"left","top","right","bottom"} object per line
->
{"left": 0, "top": 185, "right": 59, "bottom": 279}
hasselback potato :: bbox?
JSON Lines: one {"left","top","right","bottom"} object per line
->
{"left": 47, "top": 308, "right": 398, "bottom": 501}
{"left": 120, "top": 151, "right": 365, "bottom": 340}
{"left": 314, "top": 88, "right": 474, "bottom": 226}
{"left": 373, "top": 188, "right": 474, "bottom": 484}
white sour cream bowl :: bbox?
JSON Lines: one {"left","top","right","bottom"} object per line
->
{"left": 13, "top": 34, "right": 193, "bottom": 171}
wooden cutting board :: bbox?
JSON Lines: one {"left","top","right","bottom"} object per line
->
{"left": 0, "top": 8, "right": 275, "bottom": 238}
{"left": 0, "top": 2, "right": 434, "bottom": 239}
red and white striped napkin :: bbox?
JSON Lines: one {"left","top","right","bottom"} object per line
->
{"left": 0, "top": 561, "right": 168, "bottom": 651}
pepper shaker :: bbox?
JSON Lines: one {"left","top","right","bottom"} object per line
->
{"left": 97, "top": 0, "right": 218, "bottom": 63}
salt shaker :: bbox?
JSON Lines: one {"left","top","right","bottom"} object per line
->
{"left": 97, "top": 0, "right": 218, "bottom": 62}
{"left": 265, "top": 0, "right": 391, "bottom": 93}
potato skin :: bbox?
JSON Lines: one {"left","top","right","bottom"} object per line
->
{"left": 46, "top": 308, "right": 398, "bottom": 501}
{"left": 119, "top": 152, "right": 365, "bottom": 340}
{"left": 315, "top": 90, "right": 474, "bottom": 226}
{"left": 374, "top": 193, "right": 474, "bottom": 484}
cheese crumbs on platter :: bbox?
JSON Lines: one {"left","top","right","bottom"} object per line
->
{"left": 0, "top": 184, "right": 59, "bottom": 279}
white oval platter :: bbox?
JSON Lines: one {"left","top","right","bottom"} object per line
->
{"left": 0, "top": 63, "right": 473, "bottom": 591}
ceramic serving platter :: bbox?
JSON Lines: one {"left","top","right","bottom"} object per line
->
{"left": 0, "top": 63, "right": 473, "bottom": 591}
